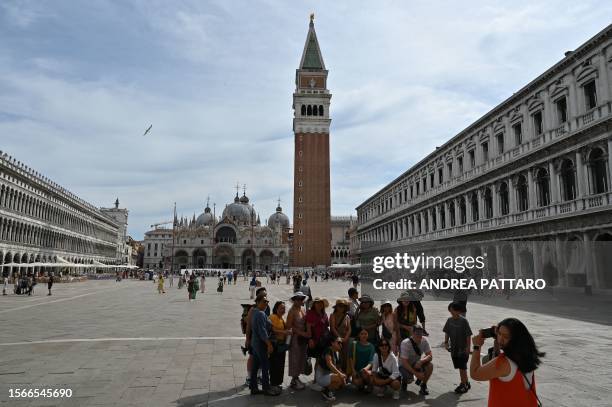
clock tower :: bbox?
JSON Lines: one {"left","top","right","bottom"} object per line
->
{"left": 292, "top": 14, "right": 331, "bottom": 267}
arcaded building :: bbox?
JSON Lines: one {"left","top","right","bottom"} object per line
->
{"left": 355, "top": 25, "right": 612, "bottom": 291}
{"left": 0, "top": 151, "right": 120, "bottom": 277}
{"left": 292, "top": 16, "right": 332, "bottom": 267}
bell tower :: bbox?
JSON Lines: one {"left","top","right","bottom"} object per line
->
{"left": 292, "top": 14, "right": 331, "bottom": 267}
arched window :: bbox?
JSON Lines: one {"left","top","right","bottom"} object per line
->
{"left": 312, "top": 105, "right": 318, "bottom": 116}
{"left": 499, "top": 182, "right": 509, "bottom": 215}
{"left": 560, "top": 159, "right": 576, "bottom": 201}
{"left": 440, "top": 205, "right": 446, "bottom": 229}
{"left": 423, "top": 212, "right": 429, "bottom": 233}
{"left": 516, "top": 175, "right": 529, "bottom": 212}
{"left": 301, "top": 105, "right": 306, "bottom": 116}
{"left": 307, "top": 105, "right": 312, "bottom": 116}
{"left": 449, "top": 201, "right": 456, "bottom": 227}
{"left": 319, "top": 105, "right": 324, "bottom": 116}
{"left": 471, "top": 193, "right": 479, "bottom": 221}
{"left": 535, "top": 168, "right": 550, "bottom": 207}
{"left": 459, "top": 198, "right": 467, "bottom": 225}
{"left": 484, "top": 188, "right": 493, "bottom": 219}
{"left": 588, "top": 148, "right": 608, "bottom": 194}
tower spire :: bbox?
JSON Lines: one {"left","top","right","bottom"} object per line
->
{"left": 299, "top": 14, "right": 325, "bottom": 70}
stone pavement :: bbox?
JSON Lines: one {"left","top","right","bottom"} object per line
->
{"left": 0, "top": 278, "right": 610, "bottom": 406}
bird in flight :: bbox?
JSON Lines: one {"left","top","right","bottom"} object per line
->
{"left": 143, "top": 124, "right": 152, "bottom": 136}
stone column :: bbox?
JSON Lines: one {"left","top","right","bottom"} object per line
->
{"left": 576, "top": 150, "right": 585, "bottom": 198}
{"left": 599, "top": 50, "right": 610, "bottom": 102}
{"left": 527, "top": 169, "right": 535, "bottom": 212}
{"left": 549, "top": 161, "right": 560, "bottom": 204}
{"left": 492, "top": 185, "right": 499, "bottom": 218}
{"left": 512, "top": 243, "right": 521, "bottom": 278}
{"left": 583, "top": 232, "right": 596, "bottom": 292}
{"left": 478, "top": 190, "right": 485, "bottom": 222}
{"left": 454, "top": 199, "right": 461, "bottom": 226}
{"left": 542, "top": 89, "right": 553, "bottom": 131}
{"left": 568, "top": 74, "right": 578, "bottom": 121}
{"left": 554, "top": 236, "right": 567, "bottom": 287}
{"left": 435, "top": 205, "right": 442, "bottom": 230}
{"left": 531, "top": 241, "right": 541, "bottom": 279}
{"left": 607, "top": 138, "right": 612, "bottom": 191}
{"left": 508, "top": 177, "right": 517, "bottom": 213}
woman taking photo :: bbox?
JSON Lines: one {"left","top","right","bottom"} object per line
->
{"left": 470, "top": 318, "right": 544, "bottom": 407}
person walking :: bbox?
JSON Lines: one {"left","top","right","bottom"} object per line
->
{"left": 286, "top": 292, "right": 309, "bottom": 390}
{"left": 200, "top": 274, "right": 206, "bottom": 293}
{"left": 47, "top": 273, "right": 54, "bottom": 296}
{"left": 470, "top": 318, "right": 544, "bottom": 407}
{"left": 169, "top": 273, "right": 174, "bottom": 287}
{"left": 157, "top": 273, "right": 165, "bottom": 294}
{"left": 249, "top": 275, "right": 257, "bottom": 299}
{"left": 3, "top": 275, "right": 8, "bottom": 296}
{"left": 188, "top": 274, "right": 197, "bottom": 300}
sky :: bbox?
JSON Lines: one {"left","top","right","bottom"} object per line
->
{"left": 1, "top": 0, "right": 611, "bottom": 239}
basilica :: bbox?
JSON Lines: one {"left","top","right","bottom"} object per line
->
{"left": 143, "top": 191, "right": 290, "bottom": 272}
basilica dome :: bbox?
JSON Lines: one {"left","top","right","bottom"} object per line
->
{"left": 268, "top": 204, "right": 290, "bottom": 229}
{"left": 222, "top": 193, "right": 255, "bottom": 224}
{"left": 196, "top": 205, "right": 214, "bottom": 226}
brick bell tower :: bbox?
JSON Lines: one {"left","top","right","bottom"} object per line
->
{"left": 292, "top": 14, "right": 331, "bottom": 267}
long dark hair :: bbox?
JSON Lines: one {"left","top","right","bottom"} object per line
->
{"left": 395, "top": 301, "right": 415, "bottom": 320}
{"left": 498, "top": 318, "right": 545, "bottom": 373}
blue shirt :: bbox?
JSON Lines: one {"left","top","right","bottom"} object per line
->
{"left": 250, "top": 308, "right": 271, "bottom": 347}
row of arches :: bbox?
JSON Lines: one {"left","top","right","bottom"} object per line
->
{"left": 0, "top": 251, "right": 102, "bottom": 277}
{"left": 0, "top": 216, "right": 115, "bottom": 257}
{"left": 168, "top": 247, "right": 288, "bottom": 271}
{"left": 332, "top": 248, "right": 350, "bottom": 260}
{"left": 362, "top": 146, "right": 610, "bottom": 243}
{"left": 300, "top": 104, "right": 325, "bottom": 117}
{"left": 0, "top": 184, "right": 116, "bottom": 242}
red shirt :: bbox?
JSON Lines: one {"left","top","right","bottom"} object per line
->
{"left": 488, "top": 354, "right": 538, "bottom": 407}
{"left": 305, "top": 309, "right": 329, "bottom": 342}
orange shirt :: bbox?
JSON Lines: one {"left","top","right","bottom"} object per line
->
{"left": 488, "top": 354, "right": 538, "bottom": 407}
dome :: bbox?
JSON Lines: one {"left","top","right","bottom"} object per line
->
{"left": 196, "top": 206, "right": 214, "bottom": 226}
{"left": 268, "top": 204, "right": 290, "bottom": 229}
{"left": 239, "top": 193, "right": 250, "bottom": 204}
{"left": 222, "top": 193, "right": 256, "bottom": 224}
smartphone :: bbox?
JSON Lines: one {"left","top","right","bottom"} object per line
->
{"left": 481, "top": 327, "right": 496, "bottom": 339}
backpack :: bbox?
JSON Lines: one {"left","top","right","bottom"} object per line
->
{"left": 240, "top": 304, "right": 254, "bottom": 334}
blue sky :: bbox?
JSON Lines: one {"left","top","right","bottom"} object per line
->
{"left": 1, "top": 0, "right": 610, "bottom": 239}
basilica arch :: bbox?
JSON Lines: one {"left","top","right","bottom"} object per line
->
{"left": 214, "top": 245, "right": 235, "bottom": 269}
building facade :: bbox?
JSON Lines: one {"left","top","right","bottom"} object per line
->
{"left": 143, "top": 192, "right": 290, "bottom": 272}
{"left": 355, "top": 25, "right": 612, "bottom": 291}
{"left": 0, "top": 151, "right": 120, "bottom": 277}
{"left": 100, "top": 198, "right": 129, "bottom": 265}
{"left": 331, "top": 216, "right": 356, "bottom": 264}
{"left": 292, "top": 15, "right": 332, "bottom": 267}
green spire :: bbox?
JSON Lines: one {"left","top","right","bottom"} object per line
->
{"left": 302, "top": 34, "right": 323, "bottom": 69}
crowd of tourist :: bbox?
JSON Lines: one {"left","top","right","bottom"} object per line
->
{"left": 243, "top": 274, "right": 544, "bottom": 406}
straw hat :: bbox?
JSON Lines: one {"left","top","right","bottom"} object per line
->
{"left": 311, "top": 297, "right": 330, "bottom": 308}
{"left": 333, "top": 298, "right": 349, "bottom": 309}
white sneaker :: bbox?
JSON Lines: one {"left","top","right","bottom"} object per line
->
{"left": 393, "top": 390, "right": 400, "bottom": 400}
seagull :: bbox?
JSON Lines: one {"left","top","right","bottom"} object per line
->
{"left": 142, "top": 124, "right": 152, "bottom": 136}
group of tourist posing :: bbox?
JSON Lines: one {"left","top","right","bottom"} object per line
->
{"left": 245, "top": 284, "right": 544, "bottom": 406}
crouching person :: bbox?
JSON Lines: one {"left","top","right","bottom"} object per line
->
{"left": 317, "top": 337, "right": 347, "bottom": 401}
{"left": 371, "top": 338, "right": 401, "bottom": 399}
{"left": 349, "top": 329, "right": 376, "bottom": 391}
{"left": 399, "top": 324, "right": 433, "bottom": 396}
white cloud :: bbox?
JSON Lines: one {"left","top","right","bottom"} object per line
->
{"left": 1, "top": 0, "right": 611, "bottom": 237}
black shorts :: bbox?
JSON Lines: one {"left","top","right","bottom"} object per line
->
{"left": 451, "top": 354, "right": 468, "bottom": 370}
